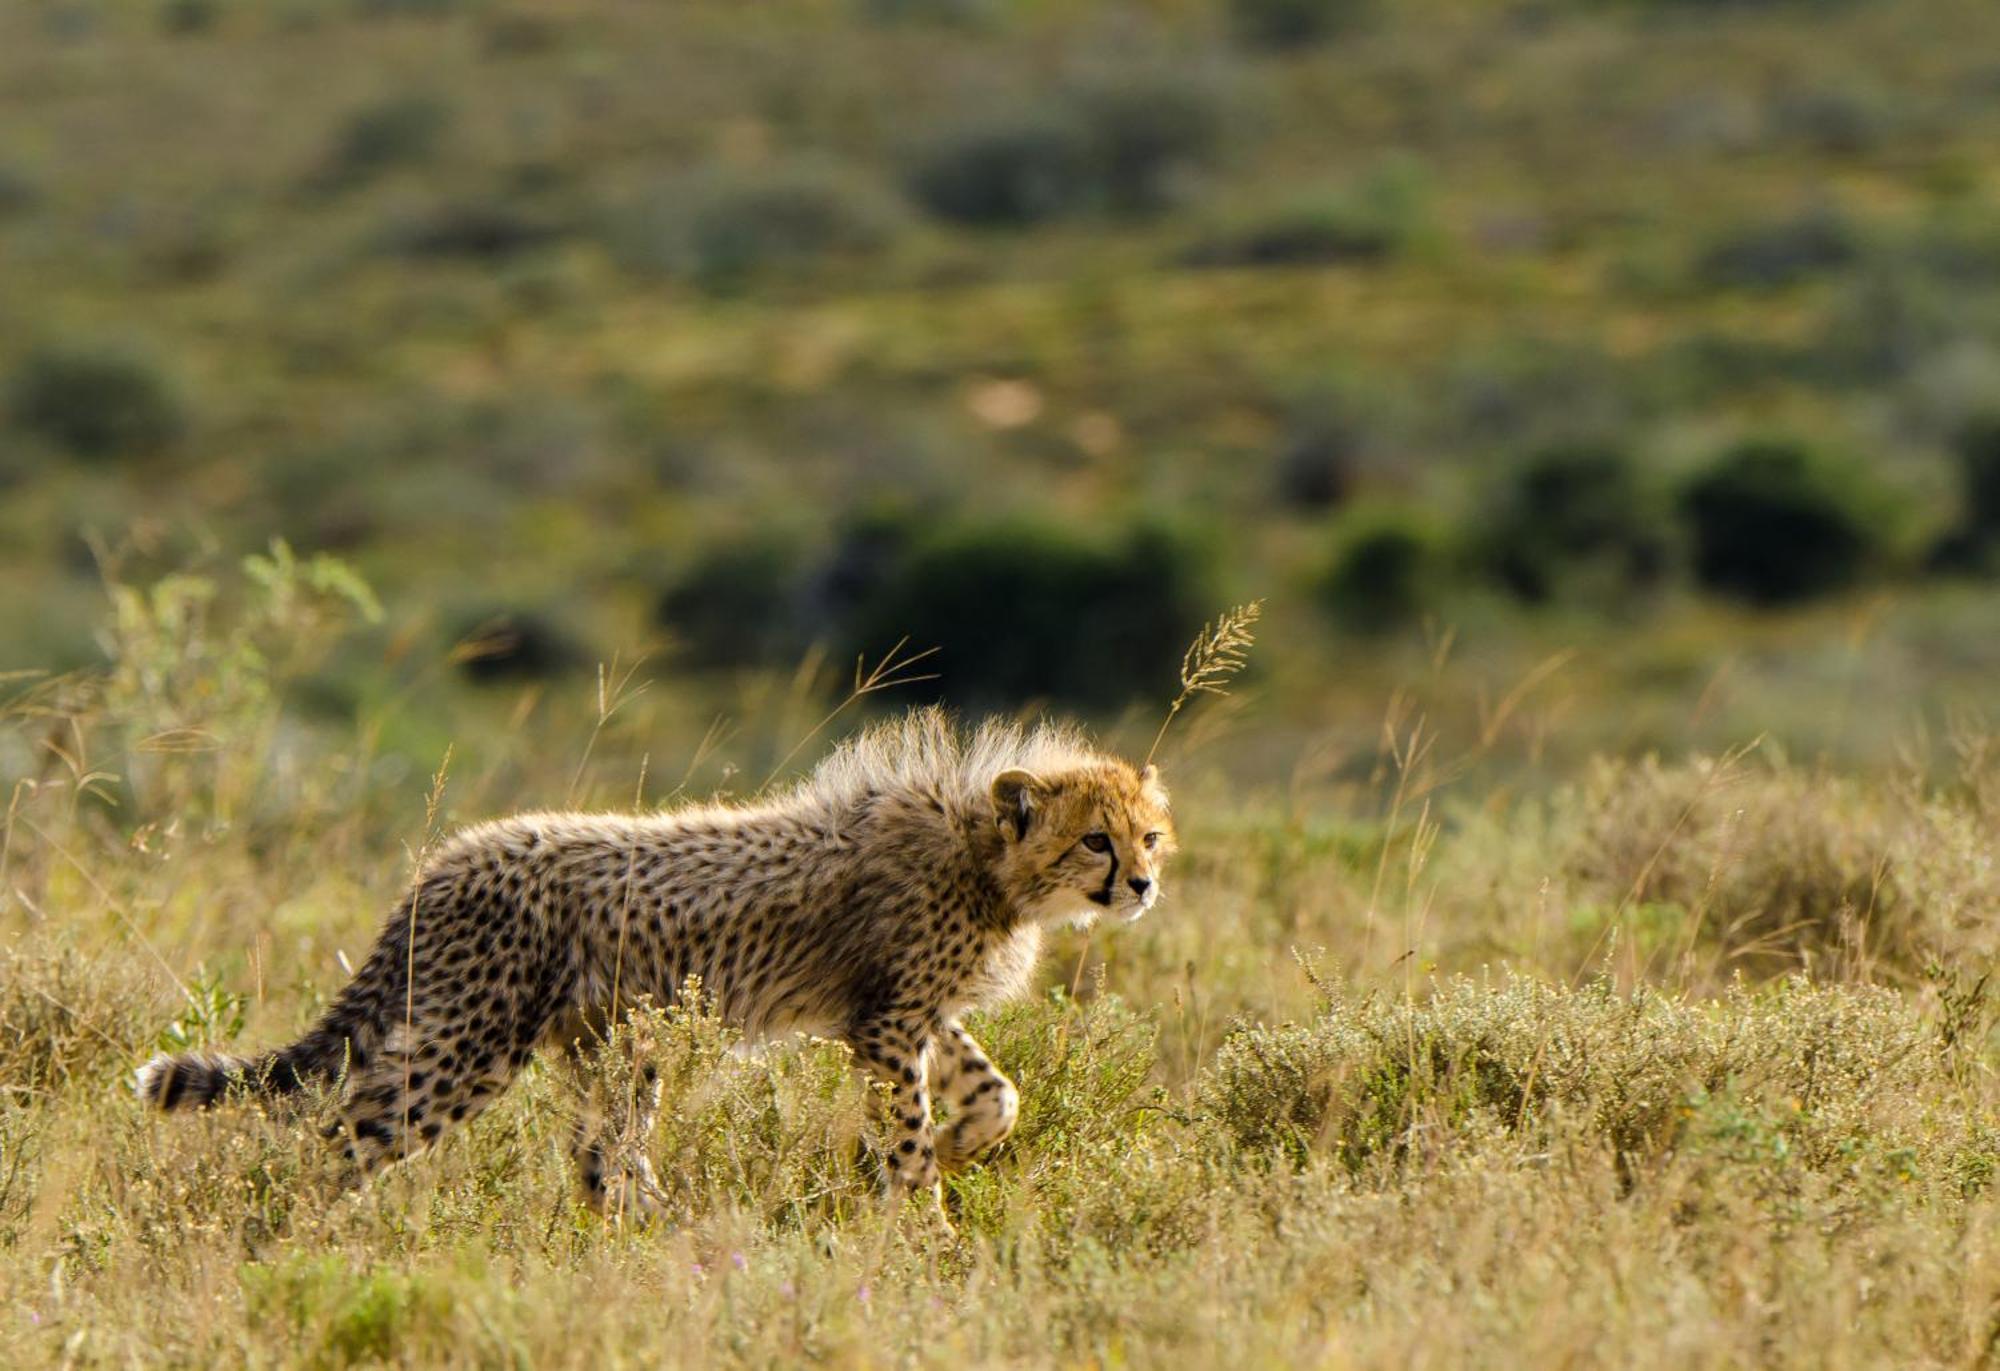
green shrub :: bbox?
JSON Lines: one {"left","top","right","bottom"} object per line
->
{"left": 161, "top": 0, "right": 225, "bottom": 34}
{"left": 907, "top": 109, "right": 1099, "bottom": 227}
{"left": 7, "top": 342, "right": 187, "bottom": 459}
{"left": 1227, "top": 0, "right": 1373, "bottom": 51}
{"left": 1182, "top": 162, "right": 1429, "bottom": 269}
{"left": 612, "top": 164, "right": 900, "bottom": 288}
{"left": 1554, "top": 753, "right": 2000, "bottom": 973}
{"left": 1272, "top": 405, "right": 1360, "bottom": 510}
{"left": 908, "top": 72, "right": 1229, "bottom": 226}
{"left": 1477, "top": 442, "right": 1670, "bottom": 603}
{"left": 1929, "top": 414, "right": 2000, "bottom": 574}
{"left": 835, "top": 517, "right": 1213, "bottom": 709}
{"left": 382, "top": 197, "right": 565, "bottom": 260}
{"left": 1697, "top": 208, "right": 1858, "bottom": 291}
{"left": 1066, "top": 67, "right": 1229, "bottom": 215}
{"left": 655, "top": 537, "right": 806, "bottom": 668}
{"left": 1319, "top": 504, "right": 1449, "bottom": 634}
{"left": 0, "top": 166, "right": 37, "bottom": 217}
{"left": 451, "top": 609, "right": 585, "bottom": 683}
{"left": 1953, "top": 414, "right": 2000, "bottom": 542}
{"left": 313, "top": 93, "right": 451, "bottom": 191}
{"left": 1679, "top": 438, "right": 1885, "bottom": 604}
{"left": 1199, "top": 974, "right": 1950, "bottom": 1181}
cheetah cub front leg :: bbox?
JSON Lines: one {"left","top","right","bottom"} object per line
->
{"left": 849, "top": 1017, "right": 954, "bottom": 1228}
{"left": 930, "top": 1021, "right": 1019, "bottom": 1173}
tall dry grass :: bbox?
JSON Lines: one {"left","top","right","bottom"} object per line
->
{"left": 3, "top": 555, "right": 1999, "bottom": 1367}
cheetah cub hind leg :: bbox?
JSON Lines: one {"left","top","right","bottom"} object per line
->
{"left": 556, "top": 1018, "right": 668, "bottom": 1224}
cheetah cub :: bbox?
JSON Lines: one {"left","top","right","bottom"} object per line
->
{"left": 136, "top": 709, "right": 1175, "bottom": 1218}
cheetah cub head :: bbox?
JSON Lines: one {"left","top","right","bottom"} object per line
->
{"left": 988, "top": 761, "right": 1177, "bottom": 927}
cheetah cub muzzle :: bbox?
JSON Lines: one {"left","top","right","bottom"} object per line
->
{"left": 135, "top": 709, "right": 1177, "bottom": 1222}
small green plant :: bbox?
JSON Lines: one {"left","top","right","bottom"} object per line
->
{"left": 155, "top": 967, "right": 248, "bottom": 1056}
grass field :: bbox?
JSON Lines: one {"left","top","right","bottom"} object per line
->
{"left": 9, "top": 0, "right": 2000, "bottom": 1364}
{"left": 4, "top": 562, "right": 2000, "bottom": 1368}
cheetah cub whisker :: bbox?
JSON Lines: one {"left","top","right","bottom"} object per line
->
{"left": 135, "top": 708, "right": 1176, "bottom": 1218}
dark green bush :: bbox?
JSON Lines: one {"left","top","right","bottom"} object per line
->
{"left": 1955, "top": 415, "right": 2000, "bottom": 541}
{"left": 383, "top": 198, "right": 565, "bottom": 260}
{"left": 835, "top": 518, "right": 1213, "bottom": 709}
{"left": 7, "top": 343, "right": 187, "bottom": 460}
{"left": 1182, "top": 164, "right": 1428, "bottom": 269}
{"left": 612, "top": 164, "right": 899, "bottom": 288}
{"left": 1929, "top": 415, "right": 2000, "bottom": 574}
{"left": 1319, "top": 505, "right": 1449, "bottom": 634}
{"left": 161, "top": 0, "right": 224, "bottom": 34}
{"left": 1273, "top": 408, "right": 1360, "bottom": 511}
{"left": 1066, "top": 68, "right": 1229, "bottom": 215}
{"left": 655, "top": 538, "right": 807, "bottom": 668}
{"left": 452, "top": 610, "right": 585, "bottom": 683}
{"left": 1679, "top": 438, "right": 1884, "bottom": 604}
{"left": 314, "top": 94, "right": 451, "bottom": 191}
{"left": 1697, "top": 208, "right": 1858, "bottom": 291}
{"left": 1228, "top": 0, "right": 1373, "bottom": 51}
{"left": 1477, "top": 443, "right": 1670, "bottom": 603}
{"left": 908, "top": 72, "right": 1228, "bottom": 226}
{"left": 0, "top": 167, "right": 37, "bottom": 217}
{"left": 907, "top": 110, "right": 1099, "bottom": 227}
{"left": 684, "top": 167, "right": 900, "bottom": 288}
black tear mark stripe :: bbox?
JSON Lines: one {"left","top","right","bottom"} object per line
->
{"left": 1089, "top": 848, "right": 1119, "bottom": 907}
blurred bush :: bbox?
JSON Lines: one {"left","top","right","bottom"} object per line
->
{"left": 908, "top": 70, "right": 1228, "bottom": 226}
{"left": 0, "top": 167, "right": 35, "bottom": 217}
{"left": 1183, "top": 162, "right": 1429, "bottom": 269}
{"left": 7, "top": 343, "right": 187, "bottom": 460}
{"left": 382, "top": 197, "right": 566, "bottom": 261}
{"left": 1227, "top": 0, "right": 1373, "bottom": 51}
{"left": 611, "top": 163, "right": 900, "bottom": 289}
{"left": 1066, "top": 67, "right": 1230, "bottom": 215}
{"left": 1929, "top": 414, "right": 2000, "bottom": 573}
{"left": 907, "top": 108, "right": 1100, "bottom": 227}
{"left": 1319, "top": 504, "right": 1449, "bottom": 634}
{"left": 655, "top": 537, "right": 807, "bottom": 668}
{"left": 835, "top": 517, "right": 1213, "bottom": 708}
{"left": 312, "top": 93, "right": 452, "bottom": 193}
{"left": 451, "top": 610, "right": 585, "bottom": 683}
{"left": 1679, "top": 438, "right": 1887, "bottom": 604}
{"left": 161, "top": 0, "right": 224, "bottom": 34}
{"left": 1476, "top": 442, "right": 1671, "bottom": 603}
{"left": 1272, "top": 404, "right": 1361, "bottom": 511}
{"left": 1697, "top": 207, "right": 1859, "bottom": 291}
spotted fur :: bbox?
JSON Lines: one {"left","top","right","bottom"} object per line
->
{"left": 135, "top": 708, "right": 1176, "bottom": 1218}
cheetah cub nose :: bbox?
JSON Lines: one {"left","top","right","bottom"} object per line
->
{"left": 1128, "top": 877, "right": 1153, "bottom": 898}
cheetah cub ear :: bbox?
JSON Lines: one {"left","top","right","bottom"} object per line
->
{"left": 991, "top": 768, "right": 1044, "bottom": 841}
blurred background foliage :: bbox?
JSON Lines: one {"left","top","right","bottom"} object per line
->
{"left": 4, "top": 0, "right": 2000, "bottom": 779}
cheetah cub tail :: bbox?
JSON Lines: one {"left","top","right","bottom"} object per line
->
{"left": 135, "top": 1051, "right": 267, "bottom": 1111}
{"left": 135, "top": 996, "right": 376, "bottom": 1111}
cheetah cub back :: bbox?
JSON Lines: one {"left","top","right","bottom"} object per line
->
{"left": 136, "top": 708, "right": 1176, "bottom": 1219}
